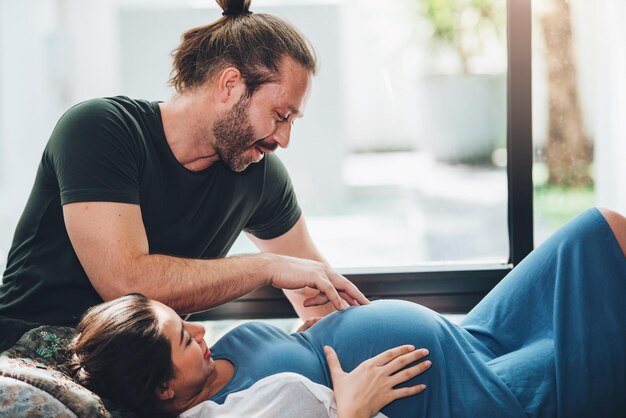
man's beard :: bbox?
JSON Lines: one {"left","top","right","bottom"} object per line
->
{"left": 212, "top": 94, "right": 274, "bottom": 173}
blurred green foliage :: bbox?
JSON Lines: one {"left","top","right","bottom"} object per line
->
{"left": 534, "top": 161, "right": 595, "bottom": 228}
{"left": 534, "top": 185, "right": 595, "bottom": 229}
{"left": 421, "top": 0, "right": 505, "bottom": 73}
{"left": 423, "top": 0, "right": 502, "bottom": 41}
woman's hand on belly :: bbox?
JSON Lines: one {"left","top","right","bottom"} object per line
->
{"left": 324, "top": 344, "right": 431, "bottom": 418}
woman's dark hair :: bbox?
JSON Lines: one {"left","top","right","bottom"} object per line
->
{"left": 169, "top": 0, "right": 317, "bottom": 96}
{"left": 67, "top": 293, "right": 175, "bottom": 417}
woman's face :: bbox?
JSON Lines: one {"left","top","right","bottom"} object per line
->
{"left": 152, "top": 300, "right": 215, "bottom": 398}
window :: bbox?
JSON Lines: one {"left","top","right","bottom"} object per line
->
{"left": 208, "top": 0, "right": 534, "bottom": 319}
{"left": 531, "top": 0, "right": 626, "bottom": 243}
{"left": 0, "top": 0, "right": 530, "bottom": 319}
{"left": 230, "top": 0, "right": 511, "bottom": 268}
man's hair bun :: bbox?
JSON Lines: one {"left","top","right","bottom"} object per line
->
{"left": 217, "top": 0, "right": 252, "bottom": 17}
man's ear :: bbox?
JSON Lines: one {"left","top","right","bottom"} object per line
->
{"left": 216, "top": 66, "right": 245, "bottom": 104}
{"left": 155, "top": 381, "right": 175, "bottom": 401}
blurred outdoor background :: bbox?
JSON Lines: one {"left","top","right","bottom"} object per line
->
{"left": 1, "top": 0, "right": 625, "bottom": 336}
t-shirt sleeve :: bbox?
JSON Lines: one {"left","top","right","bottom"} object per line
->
{"left": 44, "top": 98, "right": 142, "bottom": 206}
{"left": 179, "top": 373, "right": 332, "bottom": 418}
{"left": 244, "top": 154, "right": 302, "bottom": 240}
{"left": 178, "top": 373, "right": 390, "bottom": 418}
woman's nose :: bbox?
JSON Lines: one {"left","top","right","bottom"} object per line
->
{"left": 190, "top": 322, "right": 206, "bottom": 340}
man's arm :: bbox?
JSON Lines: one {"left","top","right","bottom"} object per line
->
{"left": 246, "top": 216, "right": 367, "bottom": 319}
{"left": 63, "top": 201, "right": 361, "bottom": 315}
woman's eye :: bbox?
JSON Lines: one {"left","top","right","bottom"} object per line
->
{"left": 186, "top": 334, "right": 192, "bottom": 346}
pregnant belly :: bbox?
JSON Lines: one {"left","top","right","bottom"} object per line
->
{"left": 302, "top": 300, "right": 527, "bottom": 418}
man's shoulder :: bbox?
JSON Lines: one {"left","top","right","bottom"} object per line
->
{"left": 51, "top": 96, "right": 158, "bottom": 148}
{"left": 61, "top": 96, "right": 155, "bottom": 123}
{"left": 47, "top": 96, "right": 156, "bottom": 160}
{"left": 261, "top": 153, "right": 290, "bottom": 178}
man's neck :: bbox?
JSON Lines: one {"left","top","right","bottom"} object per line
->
{"left": 158, "top": 93, "right": 221, "bottom": 172}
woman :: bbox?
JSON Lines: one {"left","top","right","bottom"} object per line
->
{"left": 69, "top": 208, "right": 626, "bottom": 418}
{"left": 69, "top": 293, "right": 430, "bottom": 418}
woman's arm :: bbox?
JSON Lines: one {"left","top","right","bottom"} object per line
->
{"left": 324, "top": 345, "right": 431, "bottom": 418}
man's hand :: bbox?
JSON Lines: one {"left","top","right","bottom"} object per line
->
{"left": 247, "top": 216, "right": 368, "bottom": 319}
{"left": 263, "top": 253, "right": 369, "bottom": 312}
{"left": 325, "top": 345, "right": 430, "bottom": 418}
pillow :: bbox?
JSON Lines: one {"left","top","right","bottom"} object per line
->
{"left": 0, "top": 325, "right": 137, "bottom": 418}
{"left": 0, "top": 375, "right": 76, "bottom": 417}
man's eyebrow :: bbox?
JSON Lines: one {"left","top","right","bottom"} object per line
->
{"left": 287, "top": 105, "right": 303, "bottom": 117}
{"left": 179, "top": 319, "right": 185, "bottom": 346}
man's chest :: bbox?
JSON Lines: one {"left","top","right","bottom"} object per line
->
{"left": 136, "top": 167, "right": 263, "bottom": 258}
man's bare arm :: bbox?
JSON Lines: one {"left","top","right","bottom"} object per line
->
{"left": 246, "top": 216, "right": 368, "bottom": 319}
{"left": 63, "top": 201, "right": 354, "bottom": 314}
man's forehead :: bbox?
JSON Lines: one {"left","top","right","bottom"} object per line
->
{"left": 254, "top": 83, "right": 306, "bottom": 115}
{"left": 284, "top": 104, "right": 303, "bottom": 117}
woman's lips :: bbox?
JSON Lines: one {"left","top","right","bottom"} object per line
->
{"left": 204, "top": 347, "right": 211, "bottom": 360}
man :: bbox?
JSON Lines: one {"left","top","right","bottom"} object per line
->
{"left": 0, "top": 1, "right": 367, "bottom": 350}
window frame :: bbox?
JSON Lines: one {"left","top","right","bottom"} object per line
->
{"left": 190, "top": 0, "right": 533, "bottom": 321}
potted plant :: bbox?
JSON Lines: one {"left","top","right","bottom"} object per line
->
{"left": 417, "top": 0, "right": 507, "bottom": 164}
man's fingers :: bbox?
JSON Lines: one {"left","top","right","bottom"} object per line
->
{"left": 304, "top": 289, "right": 357, "bottom": 309}
{"left": 303, "top": 293, "right": 330, "bottom": 307}
{"left": 329, "top": 271, "right": 369, "bottom": 305}
{"left": 338, "top": 290, "right": 358, "bottom": 306}
{"left": 313, "top": 278, "right": 344, "bottom": 311}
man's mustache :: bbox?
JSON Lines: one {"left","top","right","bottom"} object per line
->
{"left": 255, "top": 139, "right": 279, "bottom": 152}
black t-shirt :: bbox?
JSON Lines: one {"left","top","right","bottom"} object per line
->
{"left": 0, "top": 96, "right": 301, "bottom": 326}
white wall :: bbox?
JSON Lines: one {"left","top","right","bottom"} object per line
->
{"left": 0, "top": 1, "right": 346, "bottom": 226}
{"left": 117, "top": 3, "right": 345, "bottom": 215}
{"left": 594, "top": 0, "right": 626, "bottom": 214}
{"left": 0, "top": 0, "right": 63, "bottom": 260}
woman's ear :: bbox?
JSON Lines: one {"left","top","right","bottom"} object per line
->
{"left": 156, "top": 381, "right": 175, "bottom": 401}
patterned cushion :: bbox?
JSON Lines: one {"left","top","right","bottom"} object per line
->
{"left": 0, "top": 326, "right": 138, "bottom": 418}
{"left": 0, "top": 376, "right": 77, "bottom": 417}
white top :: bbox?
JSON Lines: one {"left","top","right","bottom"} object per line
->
{"left": 179, "top": 372, "right": 388, "bottom": 418}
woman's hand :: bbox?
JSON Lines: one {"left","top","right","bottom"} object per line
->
{"left": 324, "top": 345, "right": 431, "bottom": 418}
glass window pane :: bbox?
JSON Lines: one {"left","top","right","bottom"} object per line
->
{"left": 531, "top": 0, "right": 626, "bottom": 243}
{"left": 229, "top": 0, "right": 510, "bottom": 268}
{"left": 0, "top": 0, "right": 509, "bottom": 272}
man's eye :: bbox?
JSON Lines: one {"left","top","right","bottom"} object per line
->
{"left": 276, "top": 113, "right": 288, "bottom": 122}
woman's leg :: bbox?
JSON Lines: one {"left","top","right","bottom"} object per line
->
{"left": 461, "top": 207, "right": 626, "bottom": 352}
{"left": 460, "top": 207, "right": 626, "bottom": 416}
{"left": 599, "top": 207, "right": 626, "bottom": 257}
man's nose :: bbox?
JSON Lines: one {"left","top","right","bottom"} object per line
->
{"left": 273, "top": 123, "right": 292, "bottom": 149}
